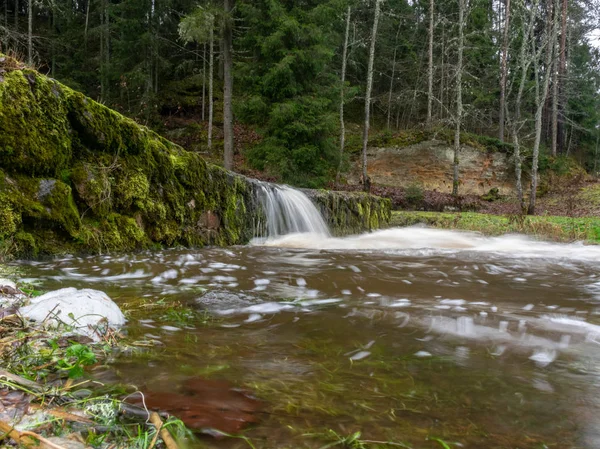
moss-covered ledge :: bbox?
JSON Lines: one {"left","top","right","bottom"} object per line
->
{"left": 305, "top": 190, "right": 391, "bottom": 236}
{"left": 0, "top": 55, "right": 389, "bottom": 259}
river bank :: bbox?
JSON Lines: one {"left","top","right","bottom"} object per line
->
{"left": 390, "top": 210, "right": 600, "bottom": 243}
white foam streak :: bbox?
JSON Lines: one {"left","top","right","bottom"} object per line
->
{"left": 255, "top": 227, "right": 600, "bottom": 262}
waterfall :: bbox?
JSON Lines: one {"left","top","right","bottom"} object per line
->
{"left": 254, "top": 183, "right": 330, "bottom": 238}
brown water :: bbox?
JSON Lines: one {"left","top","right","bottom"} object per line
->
{"left": 14, "top": 228, "right": 600, "bottom": 448}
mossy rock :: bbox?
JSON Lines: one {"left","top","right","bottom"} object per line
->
{"left": 0, "top": 54, "right": 390, "bottom": 260}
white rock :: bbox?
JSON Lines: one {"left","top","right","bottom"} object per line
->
{"left": 20, "top": 288, "right": 125, "bottom": 340}
{"left": 0, "top": 278, "right": 17, "bottom": 289}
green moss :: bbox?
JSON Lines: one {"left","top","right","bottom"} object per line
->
{"left": 0, "top": 193, "right": 19, "bottom": 238}
{"left": 0, "top": 70, "right": 73, "bottom": 176}
{"left": 390, "top": 211, "right": 600, "bottom": 243}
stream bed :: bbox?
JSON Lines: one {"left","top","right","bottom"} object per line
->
{"left": 11, "top": 227, "right": 600, "bottom": 448}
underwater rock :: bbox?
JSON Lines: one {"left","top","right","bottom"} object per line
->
{"left": 196, "top": 290, "right": 261, "bottom": 312}
{"left": 19, "top": 288, "right": 125, "bottom": 340}
{"left": 126, "top": 377, "right": 262, "bottom": 434}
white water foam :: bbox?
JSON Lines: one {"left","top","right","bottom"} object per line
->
{"left": 255, "top": 227, "right": 600, "bottom": 262}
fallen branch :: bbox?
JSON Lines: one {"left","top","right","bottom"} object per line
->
{"left": 0, "top": 369, "right": 45, "bottom": 393}
{"left": 149, "top": 411, "right": 179, "bottom": 449}
{"left": 0, "top": 419, "right": 69, "bottom": 449}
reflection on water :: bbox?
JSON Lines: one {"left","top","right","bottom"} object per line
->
{"left": 14, "top": 227, "right": 600, "bottom": 448}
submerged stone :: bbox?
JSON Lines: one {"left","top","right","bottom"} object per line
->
{"left": 126, "top": 377, "right": 262, "bottom": 434}
{"left": 19, "top": 288, "right": 125, "bottom": 340}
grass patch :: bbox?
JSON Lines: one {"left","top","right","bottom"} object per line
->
{"left": 390, "top": 211, "right": 600, "bottom": 243}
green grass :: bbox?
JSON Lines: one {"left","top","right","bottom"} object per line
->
{"left": 390, "top": 211, "right": 600, "bottom": 243}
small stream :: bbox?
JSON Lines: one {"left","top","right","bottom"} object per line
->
{"left": 12, "top": 227, "right": 600, "bottom": 448}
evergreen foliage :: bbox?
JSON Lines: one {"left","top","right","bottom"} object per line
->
{"left": 1, "top": 0, "right": 600, "bottom": 186}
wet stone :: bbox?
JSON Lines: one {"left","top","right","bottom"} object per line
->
{"left": 196, "top": 290, "right": 261, "bottom": 312}
{"left": 126, "top": 377, "right": 262, "bottom": 434}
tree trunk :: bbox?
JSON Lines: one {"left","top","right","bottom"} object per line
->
{"left": 551, "top": 45, "right": 558, "bottom": 156}
{"left": 105, "top": 0, "right": 110, "bottom": 97}
{"left": 361, "top": 0, "right": 382, "bottom": 192}
{"left": 100, "top": 0, "right": 104, "bottom": 100}
{"left": 202, "top": 42, "right": 206, "bottom": 121}
{"left": 439, "top": 24, "right": 444, "bottom": 119}
{"left": 498, "top": 0, "right": 510, "bottom": 141}
{"left": 222, "top": 0, "right": 234, "bottom": 171}
{"left": 509, "top": 0, "right": 538, "bottom": 212}
{"left": 529, "top": 0, "right": 558, "bottom": 215}
{"left": 51, "top": 1, "right": 56, "bottom": 77}
{"left": 557, "top": 0, "right": 567, "bottom": 153}
{"left": 426, "top": 0, "right": 434, "bottom": 126}
{"left": 594, "top": 133, "right": 599, "bottom": 177}
{"left": 387, "top": 25, "right": 400, "bottom": 129}
{"left": 336, "top": 5, "right": 351, "bottom": 184}
{"left": 84, "top": 0, "right": 90, "bottom": 48}
{"left": 452, "top": 0, "right": 465, "bottom": 197}
{"left": 27, "top": 0, "right": 31, "bottom": 65}
{"left": 207, "top": 21, "right": 214, "bottom": 150}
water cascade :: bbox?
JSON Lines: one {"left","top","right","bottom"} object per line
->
{"left": 254, "top": 183, "right": 330, "bottom": 238}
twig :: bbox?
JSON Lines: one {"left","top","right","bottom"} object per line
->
{"left": 0, "top": 419, "right": 68, "bottom": 449}
{"left": 0, "top": 369, "right": 45, "bottom": 393}
{"left": 149, "top": 412, "right": 179, "bottom": 449}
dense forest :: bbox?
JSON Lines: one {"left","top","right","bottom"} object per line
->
{"left": 1, "top": 0, "right": 600, "bottom": 202}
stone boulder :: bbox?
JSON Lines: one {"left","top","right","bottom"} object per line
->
{"left": 20, "top": 288, "right": 125, "bottom": 340}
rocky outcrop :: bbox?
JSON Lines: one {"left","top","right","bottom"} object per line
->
{"left": 0, "top": 55, "right": 390, "bottom": 259}
{"left": 348, "top": 139, "right": 515, "bottom": 195}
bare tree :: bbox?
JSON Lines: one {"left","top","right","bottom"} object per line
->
{"left": 222, "top": 0, "right": 234, "bottom": 170}
{"left": 426, "top": 0, "right": 434, "bottom": 126}
{"left": 498, "top": 0, "right": 510, "bottom": 141}
{"left": 452, "top": 0, "right": 466, "bottom": 196}
{"left": 361, "top": 0, "right": 382, "bottom": 192}
{"left": 202, "top": 42, "right": 206, "bottom": 121}
{"left": 529, "top": 0, "right": 559, "bottom": 214}
{"left": 336, "top": 5, "right": 351, "bottom": 184}
{"left": 27, "top": 0, "right": 31, "bottom": 64}
{"left": 208, "top": 20, "right": 213, "bottom": 150}
{"left": 557, "top": 0, "right": 567, "bottom": 152}
{"left": 387, "top": 24, "right": 400, "bottom": 129}
{"left": 551, "top": 39, "right": 559, "bottom": 156}
{"left": 506, "top": 0, "right": 538, "bottom": 211}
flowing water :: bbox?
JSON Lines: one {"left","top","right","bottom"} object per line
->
{"left": 11, "top": 187, "right": 600, "bottom": 448}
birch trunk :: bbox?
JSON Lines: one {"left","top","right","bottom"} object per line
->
{"left": 498, "top": 0, "right": 510, "bottom": 141}
{"left": 509, "top": 0, "right": 538, "bottom": 212}
{"left": 452, "top": 0, "right": 465, "bottom": 196}
{"left": 207, "top": 21, "right": 214, "bottom": 150}
{"left": 84, "top": 0, "right": 90, "bottom": 47}
{"left": 387, "top": 25, "right": 400, "bottom": 129}
{"left": 222, "top": 0, "right": 234, "bottom": 170}
{"left": 551, "top": 46, "right": 558, "bottom": 156}
{"left": 529, "top": 0, "right": 558, "bottom": 215}
{"left": 426, "top": 0, "right": 434, "bottom": 126}
{"left": 336, "top": 5, "right": 351, "bottom": 184}
{"left": 27, "top": 0, "right": 31, "bottom": 64}
{"left": 557, "top": 0, "right": 567, "bottom": 152}
{"left": 361, "top": 0, "right": 382, "bottom": 192}
{"left": 202, "top": 42, "right": 206, "bottom": 121}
